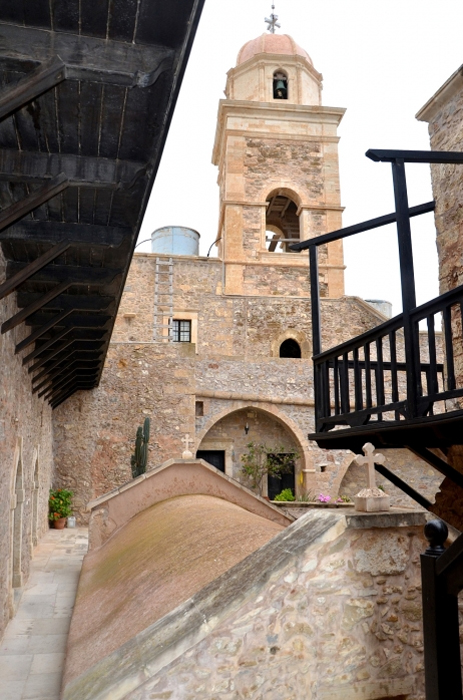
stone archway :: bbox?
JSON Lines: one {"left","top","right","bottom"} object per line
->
{"left": 31, "top": 449, "right": 40, "bottom": 549}
{"left": 9, "top": 439, "right": 24, "bottom": 607}
{"left": 196, "top": 403, "right": 310, "bottom": 497}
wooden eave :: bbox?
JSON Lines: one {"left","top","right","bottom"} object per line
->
{"left": 0, "top": 0, "right": 206, "bottom": 407}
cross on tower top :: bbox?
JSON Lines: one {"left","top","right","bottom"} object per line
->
{"left": 265, "top": 4, "right": 281, "bottom": 34}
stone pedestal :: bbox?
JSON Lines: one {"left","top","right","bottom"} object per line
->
{"left": 354, "top": 487, "right": 390, "bottom": 513}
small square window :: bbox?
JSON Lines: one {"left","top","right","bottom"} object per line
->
{"left": 172, "top": 319, "right": 191, "bottom": 342}
{"left": 195, "top": 401, "right": 204, "bottom": 416}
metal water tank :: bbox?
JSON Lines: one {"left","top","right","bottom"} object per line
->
{"left": 150, "top": 226, "right": 200, "bottom": 256}
{"left": 365, "top": 299, "right": 393, "bottom": 318}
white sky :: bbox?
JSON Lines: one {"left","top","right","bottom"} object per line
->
{"left": 138, "top": 0, "right": 463, "bottom": 317}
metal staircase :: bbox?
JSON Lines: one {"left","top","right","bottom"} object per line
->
{"left": 153, "top": 257, "right": 173, "bottom": 342}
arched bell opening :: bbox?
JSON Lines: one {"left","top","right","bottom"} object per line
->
{"left": 273, "top": 70, "right": 288, "bottom": 100}
{"left": 266, "top": 192, "right": 300, "bottom": 252}
{"left": 279, "top": 338, "right": 301, "bottom": 358}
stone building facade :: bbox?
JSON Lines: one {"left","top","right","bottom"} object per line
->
{"left": 0, "top": 245, "right": 54, "bottom": 640}
{"left": 52, "top": 33, "right": 441, "bottom": 519}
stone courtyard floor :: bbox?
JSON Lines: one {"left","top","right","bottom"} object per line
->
{"left": 0, "top": 527, "right": 88, "bottom": 700}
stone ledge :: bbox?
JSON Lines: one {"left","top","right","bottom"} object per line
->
{"left": 346, "top": 509, "right": 428, "bottom": 530}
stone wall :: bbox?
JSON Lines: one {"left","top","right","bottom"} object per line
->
{"left": 143, "top": 515, "right": 428, "bottom": 700}
{"left": 52, "top": 252, "right": 444, "bottom": 522}
{"left": 416, "top": 70, "right": 463, "bottom": 528}
{"left": 0, "top": 246, "right": 54, "bottom": 640}
{"left": 63, "top": 510, "right": 429, "bottom": 700}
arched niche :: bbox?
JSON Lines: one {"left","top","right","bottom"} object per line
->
{"left": 10, "top": 439, "right": 24, "bottom": 597}
{"left": 271, "top": 330, "right": 311, "bottom": 359}
{"left": 266, "top": 190, "right": 301, "bottom": 252}
{"left": 31, "top": 449, "right": 40, "bottom": 548}
{"left": 273, "top": 70, "right": 288, "bottom": 100}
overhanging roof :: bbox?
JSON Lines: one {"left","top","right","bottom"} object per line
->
{"left": 0, "top": 0, "right": 205, "bottom": 407}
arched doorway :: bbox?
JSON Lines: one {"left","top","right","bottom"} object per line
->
{"left": 196, "top": 406, "right": 302, "bottom": 498}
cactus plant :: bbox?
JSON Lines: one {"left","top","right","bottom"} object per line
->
{"left": 130, "top": 417, "right": 150, "bottom": 478}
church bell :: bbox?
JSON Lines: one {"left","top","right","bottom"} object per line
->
{"left": 274, "top": 79, "right": 287, "bottom": 99}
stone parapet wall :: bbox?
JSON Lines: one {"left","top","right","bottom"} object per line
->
{"left": 0, "top": 247, "right": 53, "bottom": 640}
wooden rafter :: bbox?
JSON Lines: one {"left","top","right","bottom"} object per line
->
{"left": 1, "top": 281, "right": 71, "bottom": 334}
{"left": 0, "top": 151, "right": 144, "bottom": 188}
{"left": 0, "top": 24, "right": 175, "bottom": 89}
{"left": 15, "top": 309, "right": 74, "bottom": 354}
{"left": 0, "top": 173, "right": 69, "bottom": 233}
{"left": 0, "top": 240, "right": 70, "bottom": 301}
{"left": 22, "top": 327, "right": 70, "bottom": 365}
{"left": 1, "top": 222, "right": 132, "bottom": 248}
{"left": 0, "top": 56, "right": 66, "bottom": 122}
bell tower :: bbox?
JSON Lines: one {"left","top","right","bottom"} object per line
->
{"left": 212, "top": 28, "right": 346, "bottom": 298}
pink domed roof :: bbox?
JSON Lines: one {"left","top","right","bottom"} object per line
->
{"left": 237, "top": 33, "right": 312, "bottom": 66}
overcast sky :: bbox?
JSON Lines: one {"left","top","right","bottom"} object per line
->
{"left": 138, "top": 0, "right": 463, "bottom": 317}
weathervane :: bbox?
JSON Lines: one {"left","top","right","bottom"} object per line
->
{"left": 265, "top": 4, "right": 281, "bottom": 33}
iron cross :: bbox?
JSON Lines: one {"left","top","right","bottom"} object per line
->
{"left": 265, "top": 4, "right": 281, "bottom": 33}
{"left": 356, "top": 442, "right": 386, "bottom": 489}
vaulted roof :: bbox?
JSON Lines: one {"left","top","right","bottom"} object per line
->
{"left": 0, "top": 0, "right": 205, "bottom": 407}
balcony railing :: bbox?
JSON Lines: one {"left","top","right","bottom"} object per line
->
{"left": 291, "top": 149, "right": 463, "bottom": 438}
{"left": 313, "top": 284, "right": 463, "bottom": 433}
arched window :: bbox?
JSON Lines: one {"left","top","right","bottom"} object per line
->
{"left": 273, "top": 71, "right": 288, "bottom": 99}
{"left": 266, "top": 192, "right": 300, "bottom": 252}
{"left": 280, "top": 339, "right": 301, "bottom": 358}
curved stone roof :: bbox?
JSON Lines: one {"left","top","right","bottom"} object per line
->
{"left": 237, "top": 33, "right": 313, "bottom": 66}
{"left": 64, "top": 494, "right": 284, "bottom": 685}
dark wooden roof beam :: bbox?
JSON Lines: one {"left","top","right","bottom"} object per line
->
{"left": 0, "top": 151, "right": 144, "bottom": 189}
{"left": 6, "top": 263, "right": 122, "bottom": 286}
{"left": 0, "top": 24, "right": 175, "bottom": 89}
{"left": 2, "top": 281, "right": 71, "bottom": 333}
{"left": 0, "top": 240, "right": 70, "bottom": 301}
{"left": 23, "top": 327, "right": 70, "bottom": 365}
{"left": 27, "top": 338, "right": 74, "bottom": 373}
{"left": 0, "top": 173, "right": 69, "bottom": 233}
{"left": 1, "top": 222, "right": 132, "bottom": 248}
{"left": 31, "top": 356, "right": 101, "bottom": 384}
{"left": 27, "top": 340, "right": 105, "bottom": 374}
{"left": 40, "top": 370, "right": 99, "bottom": 399}
{"left": 0, "top": 56, "right": 65, "bottom": 122}
{"left": 17, "top": 293, "right": 114, "bottom": 315}
{"left": 32, "top": 362, "right": 100, "bottom": 394}
{"left": 25, "top": 313, "right": 111, "bottom": 330}
{"left": 15, "top": 309, "right": 74, "bottom": 353}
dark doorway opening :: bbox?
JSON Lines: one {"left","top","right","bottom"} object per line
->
{"left": 267, "top": 457, "right": 295, "bottom": 500}
{"left": 196, "top": 450, "right": 225, "bottom": 473}
{"left": 280, "top": 338, "right": 301, "bottom": 358}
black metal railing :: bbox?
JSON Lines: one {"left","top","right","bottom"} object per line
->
{"left": 290, "top": 149, "right": 463, "bottom": 436}
{"left": 313, "top": 284, "right": 463, "bottom": 432}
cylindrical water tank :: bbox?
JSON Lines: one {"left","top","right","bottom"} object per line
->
{"left": 150, "top": 226, "right": 200, "bottom": 256}
{"left": 365, "top": 299, "right": 393, "bottom": 318}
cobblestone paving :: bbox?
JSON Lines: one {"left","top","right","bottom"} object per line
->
{"left": 0, "top": 528, "right": 88, "bottom": 700}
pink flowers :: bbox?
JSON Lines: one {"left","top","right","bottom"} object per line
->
{"left": 317, "top": 493, "right": 331, "bottom": 503}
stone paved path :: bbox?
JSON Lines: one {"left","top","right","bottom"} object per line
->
{"left": 0, "top": 527, "right": 88, "bottom": 700}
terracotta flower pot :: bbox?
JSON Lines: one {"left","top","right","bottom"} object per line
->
{"left": 53, "top": 517, "right": 67, "bottom": 529}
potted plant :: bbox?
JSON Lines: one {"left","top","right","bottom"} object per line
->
{"left": 49, "top": 489, "right": 73, "bottom": 529}
{"left": 240, "top": 442, "right": 298, "bottom": 497}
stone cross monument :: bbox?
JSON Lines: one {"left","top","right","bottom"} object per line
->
{"left": 354, "top": 442, "right": 390, "bottom": 512}
{"left": 181, "top": 433, "right": 194, "bottom": 459}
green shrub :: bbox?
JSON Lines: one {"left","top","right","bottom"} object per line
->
{"left": 273, "top": 488, "right": 295, "bottom": 502}
{"left": 49, "top": 489, "right": 73, "bottom": 521}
